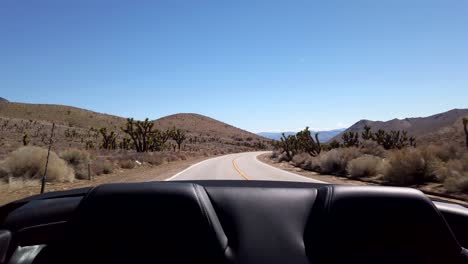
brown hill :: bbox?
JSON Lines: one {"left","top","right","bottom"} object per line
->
{"left": 154, "top": 113, "right": 262, "bottom": 141}
{"left": 0, "top": 102, "right": 270, "bottom": 157}
{"left": 0, "top": 102, "right": 126, "bottom": 130}
{"left": 332, "top": 108, "right": 468, "bottom": 145}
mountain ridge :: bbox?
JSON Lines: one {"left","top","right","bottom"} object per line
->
{"left": 331, "top": 108, "right": 468, "bottom": 144}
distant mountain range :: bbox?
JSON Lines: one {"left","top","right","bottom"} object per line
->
{"left": 331, "top": 108, "right": 468, "bottom": 145}
{"left": 0, "top": 97, "right": 8, "bottom": 103}
{"left": 257, "top": 128, "right": 347, "bottom": 142}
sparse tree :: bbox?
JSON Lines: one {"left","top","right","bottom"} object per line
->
{"left": 342, "top": 132, "right": 359, "bottom": 147}
{"left": 328, "top": 139, "right": 341, "bottom": 149}
{"left": 99, "top": 128, "right": 117, "bottom": 150}
{"left": 121, "top": 118, "right": 154, "bottom": 152}
{"left": 149, "top": 128, "right": 172, "bottom": 151}
{"left": 361, "top": 125, "right": 373, "bottom": 140}
{"left": 23, "top": 133, "right": 29, "bottom": 146}
{"left": 279, "top": 133, "right": 299, "bottom": 160}
{"left": 171, "top": 128, "right": 186, "bottom": 152}
{"left": 296, "top": 127, "right": 321, "bottom": 157}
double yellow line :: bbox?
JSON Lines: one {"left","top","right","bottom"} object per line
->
{"left": 232, "top": 158, "right": 250, "bottom": 180}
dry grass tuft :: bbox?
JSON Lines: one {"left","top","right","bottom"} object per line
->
{"left": 0, "top": 146, "right": 74, "bottom": 182}
{"left": 346, "top": 155, "right": 383, "bottom": 179}
{"left": 91, "top": 159, "right": 114, "bottom": 175}
{"left": 319, "top": 148, "right": 362, "bottom": 176}
{"left": 61, "top": 148, "right": 91, "bottom": 179}
{"left": 119, "top": 159, "right": 136, "bottom": 169}
{"left": 382, "top": 148, "right": 428, "bottom": 185}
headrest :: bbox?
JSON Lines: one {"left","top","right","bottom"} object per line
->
{"left": 306, "top": 185, "right": 462, "bottom": 264}
{"left": 37, "top": 182, "right": 228, "bottom": 264}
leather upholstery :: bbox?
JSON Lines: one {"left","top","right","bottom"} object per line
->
{"left": 306, "top": 185, "right": 463, "bottom": 264}
{"left": 33, "top": 182, "right": 228, "bottom": 264}
{"left": 6, "top": 181, "right": 463, "bottom": 264}
{"left": 205, "top": 186, "right": 317, "bottom": 264}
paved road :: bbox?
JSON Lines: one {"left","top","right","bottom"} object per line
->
{"left": 167, "top": 151, "right": 325, "bottom": 183}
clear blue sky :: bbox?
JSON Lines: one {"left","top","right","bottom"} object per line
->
{"left": 1, "top": 0, "right": 467, "bottom": 133}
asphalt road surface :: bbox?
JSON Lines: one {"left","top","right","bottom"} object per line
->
{"left": 167, "top": 152, "right": 325, "bottom": 183}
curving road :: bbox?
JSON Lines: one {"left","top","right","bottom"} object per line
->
{"left": 166, "top": 152, "right": 325, "bottom": 183}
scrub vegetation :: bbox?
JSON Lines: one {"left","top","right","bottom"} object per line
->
{"left": 272, "top": 120, "right": 468, "bottom": 195}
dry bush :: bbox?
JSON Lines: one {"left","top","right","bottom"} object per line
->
{"left": 382, "top": 148, "right": 429, "bottom": 185}
{"left": 61, "top": 148, "right": 91, "bottom": 179}
{"left": 0, "top": 146, "right": 74, "bottom": 182}
{"left": 418, "top": 144, "right": 464, "bottom": 162}
{"left": 139, "top": 153, "right": 165, "bottom": 166}
{"left": 166, "top": 153, "right": 180, "bottom": 162}
{"left": 319, "top": 148, "right": 362, "bottom": 176}
{"left": 270, "top": 151, "right": 279, "bottom": 159}
{"left": 0, "top": 165, "right": 8, "bottom": 182}
{"left": 278, "top": 153, "right": 290, "bottom": 163}
{"left": 360, "top": 140, "right": 387, "bottom": 158}
{"left": 439, "top": 154, "right": 468, "bottom": 192}
{"left": 119, "top": 159, "right": 135, "bottom": 169}
{"left": 292, "top": 153, "right": 309, "bottom": 167}
{"left": 177, "top": 153, "right": 187, "bottom": 160}
{"left": 346, "top": 155, "right": 383, "bottom": 179}
{"left": 92, "top": 159, "right": 113, "bottom": 175}
{"left": 301, "top": 155, "right": 321, "bottom": 171}
{"left": 60, "top": 148, "right": 90, "bottom": 166}
{"left": 291, "top": 153, "right": 321, "bottom": 171}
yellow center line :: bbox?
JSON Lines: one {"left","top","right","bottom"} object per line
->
{"left": 232, "top": 158, "right": 250, "bottom": 180}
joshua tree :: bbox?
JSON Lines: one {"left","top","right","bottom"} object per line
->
{"left": 121, "top": 118, "right": 154, "bottom": 152}
{"left": 279, "top": 133, "right": 299, "bottom": 160}
{"left": 119, "top": 137, "right": 132, "bottom": 150}
{"left": 463, "top": 118, "right": 468, "bottom": 149}
{"left": 99, "top": 128, "right": 117, "bottom": 150}
{"left": 361, "top": 125, "right": 373, "bottom": 140}
{"left": 149, "top": 128, "right": 172, "bottom": 151}
{"left": 296, "top": 127, "right": 321, "bottom": 157}
{"left": 342, "top": 132, "right": 359, "bottom": 147}
{"left": 23, "top": 133, "right": 29, "bottom": 146}
{"left": 171, "top": 128, "right": 186, "bottom": 151}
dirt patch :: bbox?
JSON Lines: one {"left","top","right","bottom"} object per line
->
{"left": 0, "top": 156, "right": 208, "bottom": 205}
{"left": 258, "top": 153, "right": 468, "bottom": 206}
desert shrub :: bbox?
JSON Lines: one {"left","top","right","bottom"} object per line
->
{"left": 61, "top": 148, "right": 90, "bottom": 165}
{"left": 319, "top": 148, "right": 362, "bottom": 176}
{"left": 301, "top": 155, "right": 321, "bottom": 171}
{"left": 278, "top": 153, "right": 290, "bottom": 163}
{"left": 292, "top": 153, "right": 309, "bottom": 167}
{"left": 425, "top": 158, "right": 447, "bottom": 182}
{"left": 0, "top": 146, "right": 74, "bottom": 182}
{"left": 166, "top": 153, "right": 180, "bottom": 162}
{"left": 61, "top": 149, "right": 91, "bottom": 179}
{"left": 439, "top": 154, "right": 468, "bottom": 192}
{"left": 420, "top": 144, "right": 464, "bottom": 162}
{"left": 140, "top": 153, "right": 165, "bottom": 165}
{"left": 382, "top": 148, "right": 429, "bottom": 185}
{"left": 0, "top": 165, "right": 8, "bottom": 181}
{"left": 92, "top": 159, "right": 114, "bottom": 175}
{"left": 444, "top": 173, "right": 468, "bottom": 193}
{"left": 360, "top": 140, "right": 387, "bottom": 158}
{"left": 346, "top": 155, "right": 383, "bottom": 179}
{"left": 290, "top": 153, "right": 321, "bottom": 171}
{"left": 270, "top": 151, "right": 279, "bottom": 159}
{"left": 119, "top": 159, "right": 135, "bottom": 169}
{"left": 177, "top": 153, "right": 187, "bottom": 160}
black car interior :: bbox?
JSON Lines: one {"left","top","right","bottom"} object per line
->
{"left": 0, "top": 181, "right": 467, "bottom": 264}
